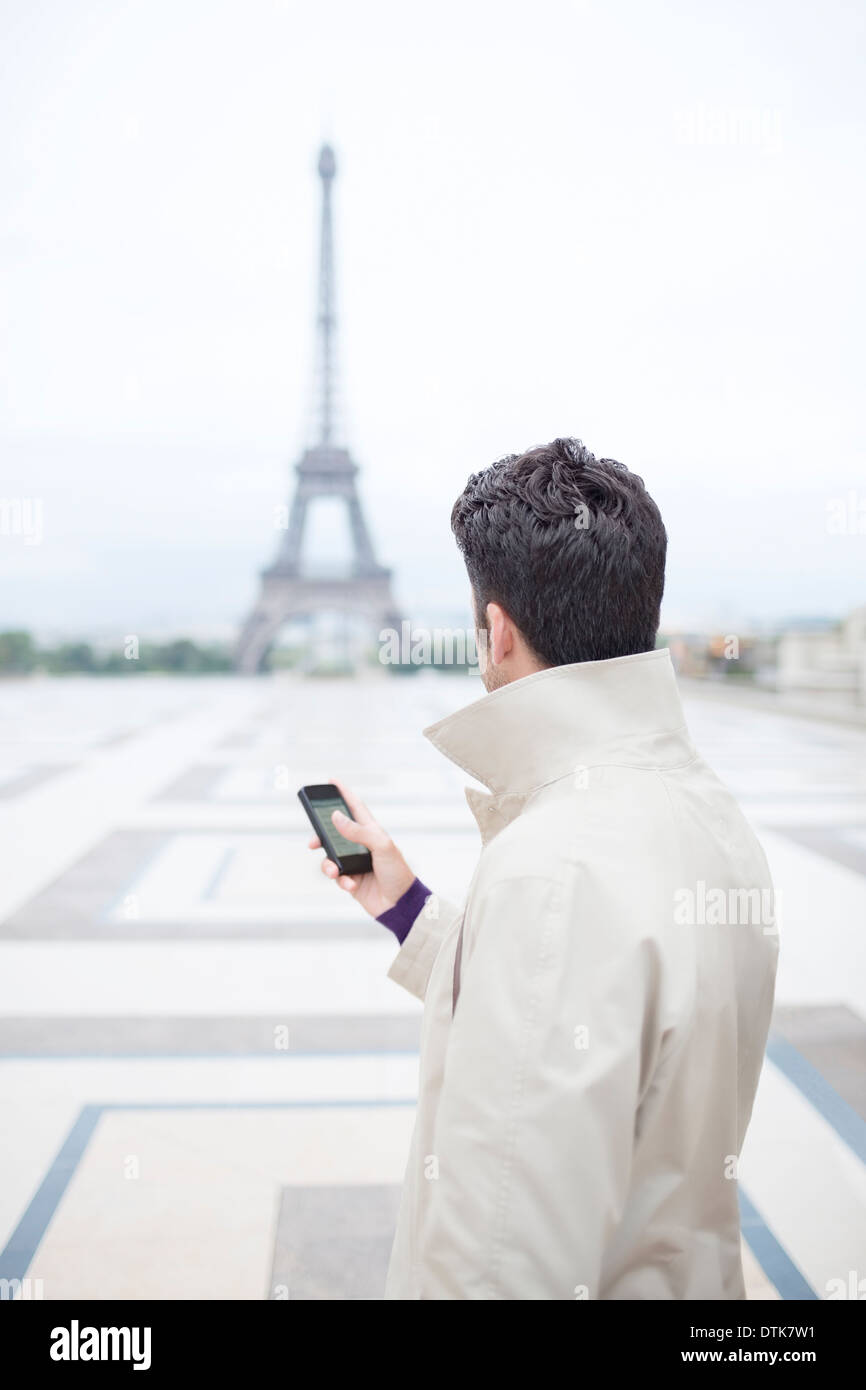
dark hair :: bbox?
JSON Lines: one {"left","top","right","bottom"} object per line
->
{"left": 450, "top": 436, "right": 666, "bottom": 667}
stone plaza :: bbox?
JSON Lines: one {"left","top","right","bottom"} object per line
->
{"left": 0, "top": 672, "right": 864, "bottom": 1299}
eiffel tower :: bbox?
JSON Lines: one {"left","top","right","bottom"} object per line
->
{"left": 235, "top": 143, "right": 401, "bottom": 673}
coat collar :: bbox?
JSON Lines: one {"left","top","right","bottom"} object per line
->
{"left": 423, "top": 648, "right": 694, "bottom": 807}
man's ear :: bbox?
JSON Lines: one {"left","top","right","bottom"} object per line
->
{"left": 485, "top": 602, "right": 515, "bottom": 667}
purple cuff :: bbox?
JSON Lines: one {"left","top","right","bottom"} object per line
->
{"left": 376, "top": 877, "right": 432, "bottom": 946}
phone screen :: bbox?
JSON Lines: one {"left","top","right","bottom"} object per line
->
{"left": 311, "top": 793, "right": 367, "bottom": 857}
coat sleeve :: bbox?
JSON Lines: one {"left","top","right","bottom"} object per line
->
{"left": 386, "top": 892, "right": 462, "bottom": 1002}
{"left": 416, "top": 871, "right": 654, "bottom": 1299}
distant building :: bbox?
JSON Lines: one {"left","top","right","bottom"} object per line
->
{"left": 777, "top": 607, "right": 866, "bottom": 703}
{"left": 662, "top": 632, "right": 766, "bottom": 681}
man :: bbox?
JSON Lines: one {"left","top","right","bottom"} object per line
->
{"left": 309, "top": 436, "right": 778, "bottom": 1300}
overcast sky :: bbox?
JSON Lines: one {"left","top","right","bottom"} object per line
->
{"left": 1, "top": 0, "right": 864, "bottom": 640}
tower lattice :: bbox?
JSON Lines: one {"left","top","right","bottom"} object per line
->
{"left": 235, "top": 144, "right": 400, "bottom": 673}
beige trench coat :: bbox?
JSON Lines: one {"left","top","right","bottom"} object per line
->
{"left": 384, "top": 649, "right": 778, "bottom": 1300}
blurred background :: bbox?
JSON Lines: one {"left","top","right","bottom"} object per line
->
{"left": 0, "top": 0, "right": 864, "bottom": 1301}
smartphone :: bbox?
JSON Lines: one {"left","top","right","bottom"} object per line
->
{"left": 297, "top": 784, "right": 373, "bottom": 876}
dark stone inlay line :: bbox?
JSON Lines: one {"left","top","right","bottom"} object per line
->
{"left": 771, "top": 1004, "right": 866, "bottom": 1123}
{"left": 767, "top": 1033, "right": 866, "bottom": 1165}
{"left": 0, "top": 1105, "right": 102, "bottom": 1286}
{"left": 0, "top": 1014, "right": 421, "bottom": 1057}
{"left": 738, "top": 1192, "right": 816, "bottom": 1300}
{"left": 202, "top": 847, "right": 235, "bottom": 900}
{"left": 269, "top": 1184, "right": 401, "bottom": 1300}
{"left": 0, "top": 829, "right": 167, "bottom": 941}
{"left": 156, "top": 764, "right": 470, "bottom": 810}
{"left": 0, "top": 828, "right": 391, "bottom": 940}
{"left": 0, "top": 1099, "right": 414, "bottom": 1290}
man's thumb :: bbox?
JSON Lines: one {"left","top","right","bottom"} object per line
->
{"left": 331, "top": 809, "right": 379, "bottom": 849}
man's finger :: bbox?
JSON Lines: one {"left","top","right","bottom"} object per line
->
{"left": 330, "top": 808, "right": 387, "bottom": 851}
{"left": 328, "top": 776, "right": 374, "bottom": 825}
{"left": 308, "top": 835, "right": 322, "bottom": 850}
{"left": 320, "top": 857, "right": 339, "bottom": 879}
{"left": 337, "top": 875, "right": 358, "bottom": 892}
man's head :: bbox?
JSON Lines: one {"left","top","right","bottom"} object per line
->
{"left": 451, "top": 436, "right": 667, "bottom": 691}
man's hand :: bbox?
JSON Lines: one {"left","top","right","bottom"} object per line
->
{"left": 307, "top": 778, "right": 415, "bottom": 919}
